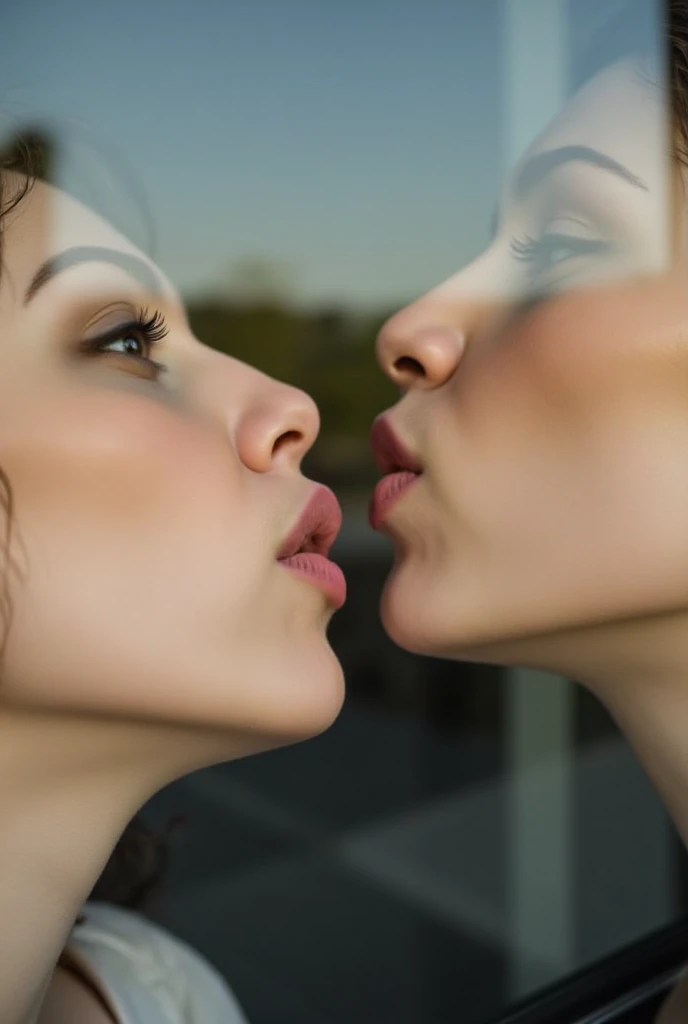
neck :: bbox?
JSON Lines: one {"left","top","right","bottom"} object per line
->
{"left": 581, "top": 612, "right": 688, "bottom": 850}
{"left": 597, "top": 678, "right": 688, "bottom": 850}
{"left": 0, "top": 707, "right": 242, "bottom": 1024}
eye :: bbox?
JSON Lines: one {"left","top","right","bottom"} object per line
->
{"left": 102, "top": 333, "right": 151, "bottom": 358}
{"left": 78, "top": 308, "right": 169, "bottom": 379}
{"left": 510, "top": 232, "right": 611, "bottom": 280}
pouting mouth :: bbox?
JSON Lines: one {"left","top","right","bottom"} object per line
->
{"left": 277, "top": 486, "right": 342, "bottom": 561}
{"left": 279, "top": 530, "right": 328, "bottom": 559}
{"left": 370, "top": 415, "right": 423, "bottom": 476}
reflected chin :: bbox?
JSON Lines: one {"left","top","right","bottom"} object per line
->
{"left": 379, "top": 557, "right": 669, "bottom": 683}
{"left": 378, "top": 557, "right": 526, "bottom": 663}
{"left": 379, "top": 574, "right": 519, "bottom": 667}
{"left": 378, "top": 562, "right": 445, "bottom": 656}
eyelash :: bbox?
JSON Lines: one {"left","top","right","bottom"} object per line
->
{"left": 510, "top": 234, "right": 543, "bottom": 261}
{"left": 509, "top": 232, "right": 608, "bottom": 273}
{"left": 78, "top": 307, "right": 170, "bottom": 376}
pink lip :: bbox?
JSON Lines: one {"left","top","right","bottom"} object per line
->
{"left": 369, "top": 416, "right": 423, "bottom": 475}
{"left": 368, "top": 416, "right": 423, "bottom": 529}
{"left": 368, "top": 471, "right": 421, "bottom": 530}
{"left": 277, "top": 485, "right": 347, "bottom": 609}
{"left": 277, "top": 551, "right": 347, "bottom": 610}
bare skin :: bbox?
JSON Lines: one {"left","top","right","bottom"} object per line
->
{"left": 370, "top": 57, "right": 688, "bottom": 1020}
{"left": 38, "top": 963, "right": 116, "bottom": 1024}
{"left": 0, "top": 176, "right": 346, "bottom": 1023}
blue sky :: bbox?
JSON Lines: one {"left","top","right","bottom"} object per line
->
{"left": 0, "top": 0, "right": 660, "bottom": 309}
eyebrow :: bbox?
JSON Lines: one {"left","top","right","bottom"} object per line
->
{"left": 511, "top": 144, "right": 649, "bottom": 202}
{"left": 24, "top": 245, "right": 163, "bottom": 305}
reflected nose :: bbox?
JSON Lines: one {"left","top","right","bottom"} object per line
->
{"left": 376, "top": 305, "right": 466, "bottom": 390}
{"left": 236, "top": 377, "right": 321, "bottom": 474}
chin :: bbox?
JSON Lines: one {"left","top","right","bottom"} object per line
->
{"left": 248, "top": 643, "right": 347, "bottom": 746}
{"left": 378, "top": 562, "right": 566, "bottom": 667}
{"left": 380, "top": 565, "right": 656, "bottom": 686}
{"left": 378, "top": 560, "right": 485, "bottom": 657}
{"left": 380, "top": 585, "right": 548, "bottom": 671}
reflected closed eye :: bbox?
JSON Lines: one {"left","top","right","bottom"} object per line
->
{"left": 504, "top": 232, "right": 616, "bottom": 324}
{"left": 510, "top": 232, "right": 612, "bottom": 280}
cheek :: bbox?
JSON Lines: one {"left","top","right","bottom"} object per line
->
{"left": 495, "top": 282, "right": 688, "bottom": 419}
{"left": 0, "top": 394, "right": 265, "bottom": 701}
{"left": 1, "top": 389, "right": 242, "bottom": 525}
{"left": 449, "top": 279, "right": 688, "bottom": 500}
{"left": 396, "top": 283, "right": 688, "bottom": 648}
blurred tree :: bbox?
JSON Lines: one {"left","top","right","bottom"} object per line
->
{"left": 226, "top": 255, "right": 298, "bottom": 306}
{"left": 187, "top": 298, "right": 398, "bottom": 487}
{"left": 188, "top": 300, "right": 307, "bottom": 387}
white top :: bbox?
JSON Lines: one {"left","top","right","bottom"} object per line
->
{"left": 62, "top": 901, "right": 249, "bottom": 1024}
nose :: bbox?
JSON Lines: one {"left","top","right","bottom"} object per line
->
{"left": 376, "top": 302, "right": 467, "bottom": 391}
{"left": 236, "top": 376, "right": 321, "bottom": 474}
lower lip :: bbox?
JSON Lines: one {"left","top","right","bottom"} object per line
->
{"left": 368, "top": 471, "right": 421, "bottom": 530}
{"left": 277, "top": 552, "right": 347, "bottom": 609}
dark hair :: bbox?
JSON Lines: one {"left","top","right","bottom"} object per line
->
{"left": 670, "top": 1, "right": 688, "bottom": 163}
{"left": 85, "top": 811, "right": 188, "bottom": 912}
{"left": 569, "top": 0, "right": 688, "bottom": 163}
{"left": 0, "top": 134, "right": 185, "bottom": 916}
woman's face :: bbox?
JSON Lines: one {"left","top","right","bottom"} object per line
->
{"left": 372, "top": 58, "right": 688, "bottom": 681}
{"left": 0, "top": 176, "right": 345, "bottom": 745}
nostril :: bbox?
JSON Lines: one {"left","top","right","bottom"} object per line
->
{"left": 272, "top": 429, "right": 303, "bottom": 456}
{"left": 394, "top": 355, "right": 425, "bottom": 378}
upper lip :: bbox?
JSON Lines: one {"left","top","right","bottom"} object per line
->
{"left": 369, "top": 415, "right": 423, "bottom": 475}
{"left": 277, "top": 485, "right": 343, "bottom": 560}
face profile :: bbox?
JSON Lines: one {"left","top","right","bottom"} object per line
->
{"left": 370, "top": 54, "right": 688, "bottom": 690}
{"left": 0, "top": 170, "right": 346, "bottom": 751}
{"left": 0, "top": 143, "right": 353, "bottom": 1022}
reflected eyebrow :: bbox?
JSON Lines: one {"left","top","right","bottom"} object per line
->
{"left": 511, "top": 144, "right": 649, "bottom": 201}
{"left": 24, "top": 245, "right": 163, "bottom": 305}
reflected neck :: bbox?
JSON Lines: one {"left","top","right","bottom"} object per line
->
{"left": 595, "top": 673, "right": 688, "bottom": 851}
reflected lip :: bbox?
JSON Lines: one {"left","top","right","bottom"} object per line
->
{"left": 369, "top": 416, "right": 423, "bottom": 475}
{"left": 369, "top": 416, "right": 423, "bottom": 530}
{"left": 276, "top": 485, "right": 346, "bottom": 609}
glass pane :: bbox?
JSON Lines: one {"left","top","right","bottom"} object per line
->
{"left": 0, "top": 0, "right": 682, "bottom": 1022}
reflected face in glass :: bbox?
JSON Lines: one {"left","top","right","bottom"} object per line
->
{"left": 372, "top": 57, "right": 688, "bottom": 678}
{"left": 0, "top": 176, "right": 345, "bottom": 744}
